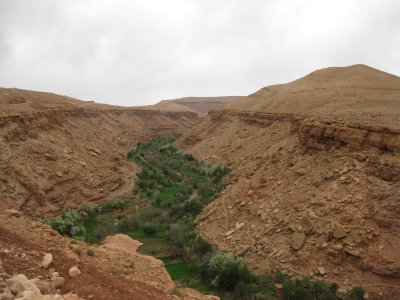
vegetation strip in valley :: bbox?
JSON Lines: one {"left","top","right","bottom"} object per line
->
{"left": 49, "top": 135, "right": 366, "bottom": 300}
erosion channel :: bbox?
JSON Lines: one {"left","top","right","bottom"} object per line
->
{"left": 49, "top": 135, "right": 366, "bottom": 300}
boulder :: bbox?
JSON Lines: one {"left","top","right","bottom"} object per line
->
{"left": 6, "top": 274, "right": 40, "bottom": 294}
{"left": 35, "top": 280, "right": 55, "bottom": 295}
{"left": 290, "top": 232, "right": 306, "bottom": 251}
{"left": 68, "top": 267, "right": 81, "bottom": 278}
{"left": 53, "top": 277, "right": 65, "bottom": 289}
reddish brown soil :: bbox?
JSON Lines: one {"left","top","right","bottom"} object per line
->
{"left": 177, "top": 65, "right": 400, "bottom": 299}
{"left": 0, "top": 88, "right": 200, "bottom": 217}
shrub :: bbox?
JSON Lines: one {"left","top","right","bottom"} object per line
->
{"left": 192, "top": 236, "right": 212, "bottom": 255}
{"left": 102, "top": 198, "right": 127, "bottom": 211}
{"left": 87, "top": 249, "right": 95, "bottom": 256}
{"left": 143, "top": 226, "right": 157, "bottom": 236}
{"left": 346, "top": 286, "right": 365, "bottom": 300}
{"left": 82, "top": 204, "right": 102, "bottom": 215}
{"left": 50, "top": 209, "right": 85, "bottom": 240}
{"left": 208, "top": 253, "right": 252, "bottom": 290}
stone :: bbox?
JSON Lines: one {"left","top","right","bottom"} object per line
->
{"left": 5, "top": 209, "right": 22, "bottom": 217}
{"left": 45, "top": 153, "right": 57, "bottom": 161}
{"left": 63, "top": 293, "right": 81, "bottom": 300}
{"left": 302, "top": 217, "right": 315, "bottom": 235}
{"left": 345, "top": 248, "right": 361, "bottom": 257}
{"left": 225, "top": 230, "right": 235, "bottom": 237}
{"left": 50, "top": 272, "right": 59, "bottom": 282}
{"left": 1, "top": 287, "right": 15, "bottom": 300}
{"left": 14, "top": 290, "right": 46, "bottom": 299}
{"left": 68, "top": 267, "right": 81, "bottom": 278}
{"left": 6, "top": 274, "right": 40, "bottom": 294}
{"left": 235, "top": 222, "right": 245, "bottom": 230}
{"left": 41, "top": 253, "right": 53, "bottom": 268}
{"left": 290, "top": 232, "right": 306, "bottom": 251}
{"left": 336, "top": 287, "right": 348, "bottom": 298}
{"left": 317, "top": 266, "right": 326, "bottom": 275}
{"left": 35, "top": 279, "right": 55, "bottom": 295}
{"left": 274, "top": 283, "right": 283, "bottom": 289}
{"left": 333, "top": 227, "right": 347, "bottom": 239}
{"left": 53, "top": 277, "right": 65, "bottom": 289}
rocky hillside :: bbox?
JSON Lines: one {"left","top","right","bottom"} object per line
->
{"left": 177, "top": 65, "right": 400, "bottom": 299}
{"left": 0, "top": 88, "right": 200, "bottom": 217}
{"left": 147, "top": 96, "right": 244, "bottom": 116}
{"left": 0, "top": 210, "right": 217, "bottom": 300}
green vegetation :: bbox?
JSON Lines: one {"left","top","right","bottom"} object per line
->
{"left": 49, "top": 135, "right": 365, "bottom": 300}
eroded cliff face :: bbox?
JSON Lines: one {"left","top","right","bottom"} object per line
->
{"left": 177, "top": 108, "right": 400, "bottom": 299}
{"left": 0, "top": 90, "right": 200, "bottom": 216}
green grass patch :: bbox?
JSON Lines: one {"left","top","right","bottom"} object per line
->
{"left": 165, "top": 262, "right": 191, "bottom": 281}
{"left": 159, "top": 186, "right": 182, "bottom": 202}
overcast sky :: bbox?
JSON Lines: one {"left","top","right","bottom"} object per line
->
{"left": 0, "top": 0, "right": 399, "bottom": 106}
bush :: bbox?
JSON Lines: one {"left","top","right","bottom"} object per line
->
{"left": 82, "top": 204, "right": 102, "bottom": 215}
{"left": 50, "top": 209, "right": 86, "bottom": 240}
{"left": 192, "top": 236, "right": 212, "bottom": 255}
{"left": 143, "top": 226, "right": 157, "bottom": 236}
{"left": 102, "top": 198, "right": 127, "bottom": 211}
{"left": 346, "top": 286, "right": 365, "bottom": 300}
{"left": 208, "top": 253, "right": 252, "bottom": 290}
{"left": 87, "top": 249, "right": 95, "bottom": 256}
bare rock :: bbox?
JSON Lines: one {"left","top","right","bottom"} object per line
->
{"left": 45, "top": 153, "right": 57, "bottom": 161}
{"left": 6, "top": 274, "right": 40, "bottom": 294}
{"left": 345, "top": 248, "right": 361, "bottom": 257}
{"left": 68, "top": 267, "right": 81, "bottom": 278}
{"left": 41, "top": 254, "right": 53, "bottom": 269}
{"left": 290, "top": 232, "right": 306, "bottom": 251}
{"left": 53, "top": 277, "right": 65, "bottom": 289}
{"left": 371, "top": 262, "right": 400, "bottom": 277}
{"left": 1, "top": 287, "right": 14, "bottom": 300}
{"left": 302, "top": 217, "right": 315, "bottom": 235}
{"left": 63, "top": 293, "right": 81, "bottom": 300}
{"left": 235, "top": 222, "right": 245, "bottom": 230}
{"left": 35, "top": 280, "right": 56, "bottom": 295}
{"left": 5, "top": 209, "right": 22, "bottom": 218}
{"left": 317, "top": 266, "right": 326, "bottom": 275}
{"left": 333, "top": 227, "right": 347, "bottom": 239}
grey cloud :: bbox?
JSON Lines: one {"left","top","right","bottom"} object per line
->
{"left": 0, "top": 0, "right": 399, "bottom": 106}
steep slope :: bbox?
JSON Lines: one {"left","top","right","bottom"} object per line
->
{"left": 177, "top": 65, "right": 400, "bottom": 299}
{"left": 0, "top": 88, "right": 200, "bottom": 216}
{"left": 0, "top": 211, "right": 217, "bottom": 300}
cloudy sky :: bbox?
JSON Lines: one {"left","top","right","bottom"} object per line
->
{"left": 0, "top": 0, "right": 399, "bottom": 106}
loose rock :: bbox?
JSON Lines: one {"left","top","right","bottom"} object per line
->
{"left": 290, "top": 232, "right": 306, "bottom": 251}
{"left": 68, "top": 267, "right": 81, "bottom": 278}
{"left": 42, "top": 253, "right": 53, "bottom": 268}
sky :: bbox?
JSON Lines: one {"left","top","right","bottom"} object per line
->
{"left": 0, "top": 0, "right": 399, "bottom": 106}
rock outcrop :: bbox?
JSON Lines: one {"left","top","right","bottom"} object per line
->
{"left": 0, "top": 88, "right": 200, "bottom": 216}
{"left": 177, "top": 65, "right": 400, "bottom": 299}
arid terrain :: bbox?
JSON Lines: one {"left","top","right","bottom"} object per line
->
{"left": 1, "top": 64, "right": 399, "bottom": 299}
{"left": 177, "top": 65, "right": 400, "bottom": 299}
{"left": 0, "top": 88, "right": 200, "bottom": 216}
{"left": 144, "top": 96, "right": 244, "bottom": 116}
